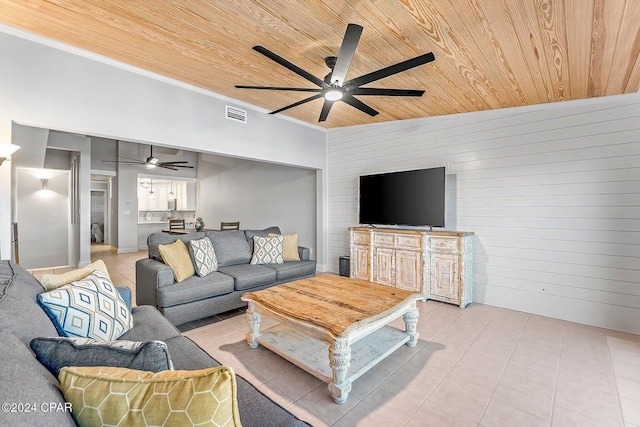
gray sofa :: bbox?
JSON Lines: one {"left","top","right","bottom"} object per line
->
{"left": 0, "top": 260, "right": 310, "bottom": 426}
{"left": 136, "top": 226, "right": 316, "bottom": 326}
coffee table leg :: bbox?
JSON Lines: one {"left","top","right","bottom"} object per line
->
{"left": 328, "top": 337, "right": 352, "bottom": 404}
{"left": 403, "top": 308, "right": 419, "bottom": 347}
{"left": 245, "top": 302, "right": 261, "bottom": 349}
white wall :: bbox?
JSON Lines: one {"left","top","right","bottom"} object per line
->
{"left": 328, "top": 94, "right": 640, "bottom": 334}
{"left": 16, "top": 168, "right": 69, "bottom": 268}
{"left": 197, "top": 155, "right": 317, "bottom": 256}
{"left": 0, "top": 27, "right": 326, "bottom": 260}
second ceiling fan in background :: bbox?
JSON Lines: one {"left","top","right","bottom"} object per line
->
{"left": 236, "top": 23, "right": 435, "bottom": 122}
{"left": 102, "top": 145, "right": 194, "bottom": 171}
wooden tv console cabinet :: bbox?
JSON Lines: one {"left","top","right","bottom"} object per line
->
{"left": 349, "top": 227, "right": 474, "bottom": 308}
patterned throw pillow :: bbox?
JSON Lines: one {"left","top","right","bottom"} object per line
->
{"left": 250, "top": 235, "right": 284, "bottom": 265}
{"left": 37, "top": 270, "right": 133, "bottom": 342}
{"left": 190, "top": 237, "right": 218, "bottom": 277}
{"left": 59, "top": 366, "right": 241, "bottom": 427}
{"left": 30, "top": 337, "right": 173, "bottom": 376}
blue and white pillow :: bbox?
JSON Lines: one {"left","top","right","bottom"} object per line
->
{"left": 37, "top": 270, "right": 133, "bottom": 342}
{"left": 190, "top": 236, "right": 218, "bottom": 277}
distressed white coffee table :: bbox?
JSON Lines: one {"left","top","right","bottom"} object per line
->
{"left": 241, "top": 274, "right": 422, "bottom": 404}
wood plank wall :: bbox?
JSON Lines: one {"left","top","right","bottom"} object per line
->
{"left": 327, "top": 95, "right": 640, "bottom": 334}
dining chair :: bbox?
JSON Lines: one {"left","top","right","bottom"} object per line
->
{"left": 220, "top": 221, "right": 240, "bottom": 231}
{"left": 169, "top": 219, "right": 186, "bottom": 230}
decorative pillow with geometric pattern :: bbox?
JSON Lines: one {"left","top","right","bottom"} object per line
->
{"left": 189, "top": 237, "right": 218, "bottom": 277}
{"left": 37, "top": 270, "right": 133, "bottom": 342}
{"left": 250, "top": 235, "right": 284, "bottom": 265}
{"left": 59, "top": 365, "right": 241, "bottom": 427}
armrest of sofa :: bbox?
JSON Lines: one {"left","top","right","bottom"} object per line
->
{"left": 298, "top": 246, "right": 311, "bottom": 261}
{"left": 135, "top": 258, "right": 175, "bottom": 308}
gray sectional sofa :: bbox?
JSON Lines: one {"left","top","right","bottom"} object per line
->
{"left": 0, "top": 260, "right": 310, "bottom": 426}
{"left": 136, "top": 226, "right": 316, "bottom": 326}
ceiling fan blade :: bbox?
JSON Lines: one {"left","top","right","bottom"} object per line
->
{"left": 102, "top": 161, "right": 144, "bottom": 165}
{"left": 101, "top": 155, "right": 144, "bottom": 163}
{"left": 253, "top": 46, "right": 325, "bottom": 87}
{"left": 158, "top": 161, "right": 190, "bottom": 164}
{"left": 330, "top": 23, "right": 363, "bottom": 86}
{"left": 269, "top": 93, "right": 324, "bottom": 115}
{"left": 342, "top": 95, "right": 379, "bottom": 117}
{"left": 160, "top": 164, "right": 194, "bottom": 168}
{"left": 159, "top": 166, "right": 178, "bottom": 171}
{"left": 235, "top": 85, "right": 322, "bottom": 92}
{"left": 345, "top": 52, "right": 435, "bottom": 89}
{"left": 350, "top": 88, "right": 425, "bottom": 97}
{"left": 318, "top": 99, "right": 335, "bottom": 122}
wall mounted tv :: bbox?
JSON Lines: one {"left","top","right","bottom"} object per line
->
{"left": 359, "top": 166, "right": 445, "bottom": 228}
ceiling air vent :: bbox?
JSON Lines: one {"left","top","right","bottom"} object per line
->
{"left": 225, "top": 105, "right": 247, "bottom": 123}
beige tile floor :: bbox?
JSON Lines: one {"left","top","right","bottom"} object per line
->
{"left": 31, "top": 244, "right": 640, "bottom": 426}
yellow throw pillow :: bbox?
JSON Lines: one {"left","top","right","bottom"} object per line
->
{"left": 268, "top": 233, "right": 300, "bottom": 261}
{"left": 59, "top": 366, "right": 241, "bottom": 427}
{"left": 158, "top": 239, "right": 195, "bottom": 282}
{"left": 39, "top": 259, "right": 111, "bottom": 291}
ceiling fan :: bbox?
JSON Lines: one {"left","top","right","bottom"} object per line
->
{"left": 102, "top": 146, "right": 194, "bottom": 171}
{"left": 236, "top": 23, "right": 435, "bottom": 122}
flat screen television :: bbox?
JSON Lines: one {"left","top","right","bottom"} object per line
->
{"left": 359, "top": 166, "right": 445, "bottom": 228}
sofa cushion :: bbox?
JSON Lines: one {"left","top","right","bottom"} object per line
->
{"left": 38, "top": 259, "right": 111, "bottom": 291}
{"left": 244, "top": 226, "right": 281, "bottom": 252}
{"left": 59, "top": 365, "right": 241, "bottom": 427}
{"left": 250, "top": 235, "right": 284, "bottom": 265}
{"left": 0, "top": 330, "right": 76, "bottom": 427}
{"left": 119, "top": 305, "right": 181, "bottom": 342}
{"left": 0, "top": 260, "right": 59, "bottom": 346}
{"left": 265, "top": 260, "right": 317, "bottom": 282}
{"left": 147, "top": 232, "right": 204, "bottom": 261}
{"left": 206, "top": 230, "right": 252, "bottom": 267}
{"left": 189, "top": 236, "right": 218, "bottom": 276}
{"left": 269, "top": 232, "right": 301, "bottom": 261}
{"left": 158, "top": 239, "right": 195, "bottom": 282}
{"left": 157, "top": 272, "right": 234, "bottom": 308}
{"left": 37, "top": 270, "right": 133, "bottom": 341}
{"left": 217, "top": 264, "right": 277, "bottom": 291}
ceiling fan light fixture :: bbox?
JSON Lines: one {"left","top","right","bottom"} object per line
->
{"left": 147, "top": 156, "right": 159, "bottom": 165}
{"left": 324, "top": 89, "right": 343, "bottom": 101}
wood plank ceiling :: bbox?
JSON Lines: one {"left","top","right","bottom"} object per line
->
{"left": 1, "top": 0, "right": 639, "bottom": 128}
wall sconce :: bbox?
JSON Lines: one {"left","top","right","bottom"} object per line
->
{"left": 0, "top": 143, "right": 21, "bottom": 166}
{"left": 40, "top": 178, "right": 49, "bottom": 190}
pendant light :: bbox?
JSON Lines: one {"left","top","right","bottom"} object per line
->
{"left": 168, "top": 180, "right": 176, "bottom": 200}
{"left": 149, "top": 179, "right": 156, "bottom": 200}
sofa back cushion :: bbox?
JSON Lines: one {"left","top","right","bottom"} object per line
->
{"left": 244, "top": 226, "right": 281, "bottom": 254}
{"left": 0, "top": 261, "right": 59, "bottom": 346}
{"left": 205, "top": 230, "right": 253, "bottom": 267}
{"left": 0, "top": 330, "right": 76, "bottom": 427}
{"left": 147, "top": 232, "right": 204, "bottom": 261}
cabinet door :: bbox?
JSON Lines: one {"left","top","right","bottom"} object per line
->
{"left": 430, "top": 253, "right": 460, "bottom": 300}
{"left": 351, "top": 245, "right": 370, "bottom": 280}
{"left": 396, "top": 250, "right": 422, "bottom": 292}
{"left": 373, "top": 247, "right": 395, "bottom": 287}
